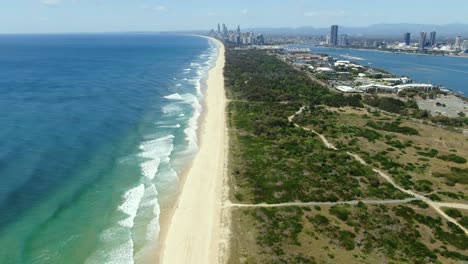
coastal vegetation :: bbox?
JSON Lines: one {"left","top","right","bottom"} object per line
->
{"left": 225, "top": 49, "right": 467, "bottom": 263}
{"left": 295, "top": 105, "right": 468, "bottom": 198}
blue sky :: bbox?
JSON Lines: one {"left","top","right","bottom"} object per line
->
{"left": 1, "top": 0, "right": 468, "bottom": 33}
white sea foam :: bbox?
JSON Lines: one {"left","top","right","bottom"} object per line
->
{"left": 139, "top": 184, "right": 161, "bottom": 241}
{"left": 146, "top": 207, "right": 160, "bottom": 241}
{"left": 138, "top": 134, "right": 175, "bottom": 190}
{"left": 139, "top": 135, "right": 174, "bottom": 160}
{"left": 118, "top": 184, "right": 145, "bottom": 228}
{"left": 175, "top": 83, "right": 182, "bottom": 87}
{"left": 86, "top": 227, "right": 134, "bottom": 264}
{"left": 183, "top": 94, "right": 202, "bottom": 152}
{"left": 139, "top": 184, "right": 158, "bottom": 208}
{"left": 140, "top": 159, "right": 160, "bottom": 180}
{"left": 162, "top": 103, "right": 183, "bottom": 115}
{"left": 164, "top": 93, "right": 183, "bottom": 100}
{"left": 158, "top": 124, "right": 181, "bottom": 128}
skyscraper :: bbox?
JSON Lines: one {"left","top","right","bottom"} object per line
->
{"left": 455, "top": 36, "right": 462, "bottom": 49}
{"left": 217, "top": 23, "right": 221, "bottom": 35}
{"left": 339, "top": 34, "right": 348, "bottom": 46}
{"left": 463, "top": 40, "right": 468, "bottom": 51}
{"left": 256, "top": 34, "right": 265, "bottom": 45}
{"left": 404, "top": 32, "right": 411, "bottom": 45}
{"left": 330, "top": 25, "right": 338, "bottom": 46}
{"left": 429, "top": 31, "right": 437, "bottom": 46}
{"left": 419, "top": 32, "right": 427, "bottom": 50}
{"left": 223, "top": 24, "right": 227, "bottom": 37}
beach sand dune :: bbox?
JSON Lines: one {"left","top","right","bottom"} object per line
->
{"left": 160, "top": 38, "right": 227, "bottom": 264}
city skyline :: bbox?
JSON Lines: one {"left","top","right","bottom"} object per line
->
{"left": 1, "top": 0, "right": 468, "bottom": 33}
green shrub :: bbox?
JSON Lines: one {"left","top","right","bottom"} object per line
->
{"left": 338, "top": 230, "right": 356, "bottom": 250}
{"left": 437, "top": 154, "right": 466, "bottom": 164}
{"left": 330, "top": 205, "right": 351, "bottom": 221}
{"left": 312, "top": 214, "right": 330, "bottom": 226}
{"left": 366, "top": 121, "right": 420, "bottom": 136}
{"left": 443, "top": 208, "right": 462, "bottom": 219}
{"left": 417, "top": 149, "right": 439, "bottom": 158}
{"left": 432, "top": 167, "right": 468, "bottom": 185}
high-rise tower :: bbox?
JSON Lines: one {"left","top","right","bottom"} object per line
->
{"left": 403, "top": 32, "right": 411, "bottom": 45}
{"left": 339, "top": 34, "right": 348, "bottom": 46}
{"left": 429, "top": 31, "right": 437, "bottom": 46}
{"left": 455, "top": 36, "right": 463, "bottom": 49}
{"left": 419, "top": 32, "right": 427, "bottom": 50}
{"left": 330, "top": 25, "right": 338, "bottom": 46}
{"left": 222, "top": 24, "right": 227, "bottom": 37}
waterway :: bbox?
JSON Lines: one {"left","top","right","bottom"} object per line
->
{"left": 299, "top": 46, "right": 468, "bottom": 95}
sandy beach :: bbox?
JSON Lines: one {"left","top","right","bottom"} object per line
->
{"left": 159, "top": 38, "right": 228, "bottom": 264}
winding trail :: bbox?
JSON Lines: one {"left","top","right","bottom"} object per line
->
{"left": 287, "top": 107, "right": 468, "bottom": 235}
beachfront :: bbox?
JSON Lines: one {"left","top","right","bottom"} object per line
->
{"left": 159, "top": 38, "right": 227, "bottom": 264}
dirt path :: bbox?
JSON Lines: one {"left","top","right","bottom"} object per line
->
{"left": 225, "top": 198, "right": 421, "bottom": 208}
{"left": 289, "top": 106, "right": 468, "bottom": 235}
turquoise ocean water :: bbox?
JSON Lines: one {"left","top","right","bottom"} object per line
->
{"left": 0, "top": 34, "right": 217, "bottom": 263}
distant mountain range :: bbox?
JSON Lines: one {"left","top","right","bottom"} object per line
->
{"left": 243, "top": 23, "right": 468, "bottom": 37}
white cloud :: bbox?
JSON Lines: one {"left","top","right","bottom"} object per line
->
{"left": 155, "top": 5, "right": 167, "bottom": 11}
{"left": 41, "top": 0, "right": 62, "bottom": 6}
{"left": 304, "top": 10, "right": 345, "bottom": 17}
{"left": 241, "top": 9, "right": 248, "bottom": 15}
{"left": 140, "top": 4, "right": 168, "bottom": 12}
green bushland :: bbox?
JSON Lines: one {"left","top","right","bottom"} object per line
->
{"left": 363, "top": 95, "right": 468, "bottom": 128}
{"left": 437, "top": 154, "right": 467, "bottom": 164}
{"left": 363, "top": 95, "right": 418, "bottom": 114}
{"left": 417, "top": 149, "right": 439, "bottom": 157}
{"left": 443, "top": 208, "right": 462, "bottom": 218}
{"left": 229, "top": 101, "right": 408, "bottom": 203}
{"left": 437, "top": 191, "right": 466, "bottom": 200}
{"left": 226, "top": 50, "right": 408, "bottom": 204}
{"left": 225, "top": 49, "right": 467, "bottom": 264}
{"left": 430, "top": 115, "right": 468, "bottom": 128}
{"left": 461, "top": 217, "right": 468, "bottom": 229}
{"left": 241, "top": 204, "right": 467, "bottom": 263}
{"left": 366, "top": 120, "right": 420, "bottom": 136}
{"left": 292, "top": 97, "right": 466, "bottom": 195}
{"left": 432, "top": 167, "right": 468, "bottom": 185}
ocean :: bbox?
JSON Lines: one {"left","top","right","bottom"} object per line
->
{"left": 300, "top": 46, "right": 468, "bottom": 95}
{"left": 0, "top": 34, "right": 217, "bottom": 263}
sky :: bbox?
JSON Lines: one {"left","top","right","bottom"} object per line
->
{"left": 1, "top": 0, "right": 468, "bottom": 33}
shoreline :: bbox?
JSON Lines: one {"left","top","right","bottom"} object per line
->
{"left": 151, "top": 36, "right": 215, "bottom": 262}
{"left": 293, "top": 44, "right": 468, "bottom": 96}
{"left": 158, "top": 37, "right": 228, "bottom": 263}
{"left": 314, "top": 45, "right": 468, "bottom": 59}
